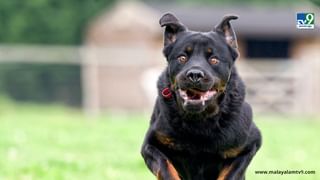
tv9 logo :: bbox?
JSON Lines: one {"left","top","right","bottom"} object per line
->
{"left": 296, "top": 13, "right": 315, "bottom": 29}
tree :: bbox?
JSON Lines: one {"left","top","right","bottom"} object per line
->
{"left": 0, "top": 0, "right": 115, "bottom": 44}
{"left": 0, "top": 0, "right": 115, "bottom": 106}
{"left": 310, "top": 0, "right": 320, "bottom": 6}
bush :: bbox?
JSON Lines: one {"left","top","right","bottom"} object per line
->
{"left": 0, "top": 63, "right": 82, "bottom": 106}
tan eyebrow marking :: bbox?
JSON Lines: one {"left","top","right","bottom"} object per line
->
{"left": 207, "top": 48, "right": 212, "bottom": 53}
{"left": 186, "top": 46, "right": 193, "bottom": 53}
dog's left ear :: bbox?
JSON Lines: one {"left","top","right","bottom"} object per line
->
{"left": 159, "top": 13, "right": 187, "bottom": 46}
{"left": 215, "top": 15, "right": 238, "bottom": 49}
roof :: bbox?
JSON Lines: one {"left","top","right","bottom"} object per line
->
{"left": 86, "top": 1, "right": 161, "bottom": 44}
{"left": 149, "top": 3, "right": 320, "bottom": 38}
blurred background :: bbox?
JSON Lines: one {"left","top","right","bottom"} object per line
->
{"left": 0, "top": 0, "right": 319, "bottom": 179}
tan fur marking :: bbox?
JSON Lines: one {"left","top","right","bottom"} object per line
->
{"left": 223, "top": 147, "right": 243, "bottom": 159}
{"left": 155, "top": 161, "right": 180, "bottom": 180}
{"left": 155, "top": 132, "right": 175, "bottom": 148}
{"left": 186, "top": 46, "right": 193, "bottom": 53}
{"left": 166, "top": 160, "right": 181, "bottom": 180}
{"left": 156, "top": 169, "right": 163, "bottom": 180}
{"left": 171, "top": 78, "right": 177, "bottom": 90}
{"left": 217, "top": 164, "right": 233, "bottom": 180}
{"left": 207, "top": 48, "right": 212, "bottom": 53}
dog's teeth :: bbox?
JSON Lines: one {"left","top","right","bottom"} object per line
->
{"left": 200, "top": 96, "right": 205, "bottom": 106}
{"left": 179, "top": 89, "right": 188, "bottom": 99}
{"left": 183, "top": 101, "right": 187, "bottom": 106}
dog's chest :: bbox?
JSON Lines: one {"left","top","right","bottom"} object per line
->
{"left": 154, "top": 128, "right": 227, "bottom": 154}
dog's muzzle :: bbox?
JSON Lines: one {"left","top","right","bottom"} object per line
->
{"left": 174, "top": 68, "right": 220, "bottom": 113}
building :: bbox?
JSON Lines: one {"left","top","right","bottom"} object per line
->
{"left": 82, "top": 1, "right": 320, "bottom": 115}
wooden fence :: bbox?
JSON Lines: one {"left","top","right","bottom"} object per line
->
{"left": 0, "top": 45, "right": 319, "bottom": 115}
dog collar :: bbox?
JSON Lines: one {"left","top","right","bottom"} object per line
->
{"left": 161, "top": 87, "right": 172, "bottom": 99}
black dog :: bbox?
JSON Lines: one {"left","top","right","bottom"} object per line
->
{"left": 141, "top": 13, "right": 262, "bottom": 180}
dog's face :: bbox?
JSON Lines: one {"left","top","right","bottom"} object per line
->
{"left": 160, "top": 13, "right": 239, "bottom": 114}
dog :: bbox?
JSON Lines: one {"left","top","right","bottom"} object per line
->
{"left": 141, "top": 13, "right": 262, "bottom": 180}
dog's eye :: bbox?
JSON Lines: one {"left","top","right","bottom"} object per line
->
{"left": 177, "top": 55, "right": 188, "bottom": 63}
{"left": 210, "top": 58, "right": 219, "bottom": 65}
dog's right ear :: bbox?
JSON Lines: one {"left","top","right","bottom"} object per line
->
{"left": 159, "top": 13, "right": 187, "bottom": 46}
{"left": 215, "top": 15, "right": 239, "bottom": 49}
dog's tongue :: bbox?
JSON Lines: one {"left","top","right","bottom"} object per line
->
{"left": 187, "top": 90, "right": 201, "bottom": 100}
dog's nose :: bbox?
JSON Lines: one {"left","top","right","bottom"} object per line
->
{"left": 186, "top": 69, "right": 204, "bottom": 83}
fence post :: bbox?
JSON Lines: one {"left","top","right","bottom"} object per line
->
{"left": 81, "top": 47, "right": 101, "bottom": 117}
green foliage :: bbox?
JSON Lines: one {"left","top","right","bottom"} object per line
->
{"left": 0, "top": 0, "right": 115, "bottom": 44}
{"left": 144, "top": 0, "right": 303, "bottom": 6}
{"left": 0, "top": 63, "right": 82, "bottom": 106}
{"left": 0, "top": 101, "right": 319, "bottom": 179}
{"left": 0, "top": 0, "right": 115, "bottom": 105}
{"left": 310, "top": 0, "right": 320, "bottom": 6}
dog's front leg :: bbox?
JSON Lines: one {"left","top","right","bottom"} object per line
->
{"left": 141, "top": 143, "right": 180, "bottom": 180}
{"left": 217, "top": 144, "right": 258, "bottom": 180}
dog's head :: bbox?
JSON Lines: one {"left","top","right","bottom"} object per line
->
{"left": 160, "top": 13, "right": 239, "bottom": 114}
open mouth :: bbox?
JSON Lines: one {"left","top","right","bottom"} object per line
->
{"left": 178, "top": 88, "right": 217, "bottom": 106}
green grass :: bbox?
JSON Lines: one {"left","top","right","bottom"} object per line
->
{"left": 0, "top": 99, "right": 319, "bottom": 180}
{"left": 249, "top": 116, "right": 320, "bottom": 180}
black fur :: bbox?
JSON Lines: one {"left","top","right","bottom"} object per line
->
{"left": 141, "top": 13, "right": 262, "bottom": 180}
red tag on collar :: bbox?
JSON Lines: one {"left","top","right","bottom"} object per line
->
{"left": 161, "top": 87, "right": 172, "bottom": 99}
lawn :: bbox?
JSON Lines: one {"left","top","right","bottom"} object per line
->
{"left": 0, "top": 99, "right": 319, "bottom": 180}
